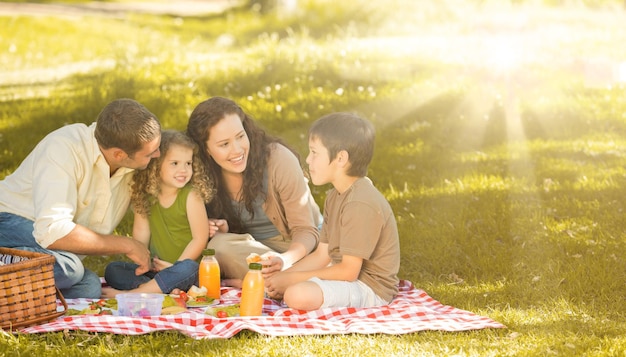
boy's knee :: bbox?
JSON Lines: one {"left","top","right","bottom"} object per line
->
{"left": 283, "top": 286, "right": 298, "bottom": 307}
{"left": 284, "top": 281, "right": 323, "bottom": 310}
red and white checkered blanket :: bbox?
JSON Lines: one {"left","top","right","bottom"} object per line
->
{"left": 19, "top": 280, "right": 505, "bottom": 339}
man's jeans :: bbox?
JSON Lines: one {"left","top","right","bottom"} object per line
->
{"left": 104, "top": 259, "right": 199, "bottom": 294}
{"left": 0, "top": 212, "right": 101, "bottom": 298}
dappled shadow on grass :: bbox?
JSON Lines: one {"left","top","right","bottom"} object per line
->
{"left": 395, "top": 178, "right": 626, "bottom": 308}
{"left": 369, "top": 83, "right": 626, "bottom": 188}
{"left": 0, "top": 97, "right": 103, "bottom": 174}
{"left": 374, "top": 88, "right": 626, "bottom": 319}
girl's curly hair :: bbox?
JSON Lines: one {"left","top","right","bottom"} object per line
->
{"left": 186, "top": 97, "right": 299, "bottom": 233}
{"left": 130, "top": 130, "right": 215, "bottom": 217}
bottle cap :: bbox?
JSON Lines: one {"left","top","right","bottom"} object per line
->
{"left": 202, "top": 248, "right": 215, "bottom": 256}
{"left": 248, "top": 262, "right": 262, "bottom": 270}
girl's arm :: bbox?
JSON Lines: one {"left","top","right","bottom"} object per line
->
{"left": 129, "top": 211, "right": 154, "bottom": 273}
{"left": 132, "top": 211, "right": 151, "bottom": 249}
{"left": 177, "top": 189, "right": 211, "bottom": 261}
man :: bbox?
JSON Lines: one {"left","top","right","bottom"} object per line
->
{"left": 0, "top": 98, "right": 161, "bottom": 298}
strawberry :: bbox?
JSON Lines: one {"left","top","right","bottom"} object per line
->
{"left": 216, "top": 310, "right": 228, "bottom": 318}
{"left": 179, "top": 291, "right": 189, "bottom": 302}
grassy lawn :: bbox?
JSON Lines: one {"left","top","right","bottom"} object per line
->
{"left": 1, "top": 0, "right": 626, "bottom": 355}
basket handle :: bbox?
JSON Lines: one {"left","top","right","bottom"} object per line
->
{"left": 56, "top": 287, "right": 68, "bottom": 314}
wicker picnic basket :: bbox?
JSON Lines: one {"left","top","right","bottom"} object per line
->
{"left": 0, "top": 247, "right": 67, "bottom": 330}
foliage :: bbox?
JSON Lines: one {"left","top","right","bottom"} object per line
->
{"left": 1, "top": 0, "right": 626, "bottom": 356}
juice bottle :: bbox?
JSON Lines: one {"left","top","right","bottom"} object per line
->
{"left": 240, "top": 262, "right": 264, "bottom": 316}
{"left": 198, "top": 248, "right": 221, "bottom": 299}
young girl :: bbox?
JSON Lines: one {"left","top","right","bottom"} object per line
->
{"left": 101, "top": 130, "right": 226, "bottom": 297}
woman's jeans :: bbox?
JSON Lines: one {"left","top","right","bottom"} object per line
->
{"left": 0, "top": 212, "right": 101, "bottom": 298}
{"left": 104, "top": 259, "right": 199, "bottom": 294}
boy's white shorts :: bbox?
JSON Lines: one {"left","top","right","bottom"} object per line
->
{"left": 308, "top": 277, "right": 388, "bottom": 308}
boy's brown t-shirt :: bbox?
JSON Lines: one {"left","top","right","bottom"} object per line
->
{"left": 320, "top": 177, "right": 400, "bottom": 302}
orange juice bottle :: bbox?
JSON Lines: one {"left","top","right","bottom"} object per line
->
{"left": 240, "top": 262, "right": 264, "bottom": 316}
{"left": 199, "top": 249, "right": 220, "bottom": 299}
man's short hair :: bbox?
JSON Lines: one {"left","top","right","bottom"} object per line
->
{"left": 94, "top": 99, "right": 161, "bottom": 157}
{"left": 309, "top": 112, "right": 375, "bottom": 177}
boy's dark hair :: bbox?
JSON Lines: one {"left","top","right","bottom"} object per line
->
{"left": 309, "top": 112, "right": 375, "bottom": 177}
{"left": 95, "top": 98, "right": 161, "bottom": 157}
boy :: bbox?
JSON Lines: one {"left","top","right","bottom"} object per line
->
{"left": 265, "top": 112, "right": 400, "bottom": 310}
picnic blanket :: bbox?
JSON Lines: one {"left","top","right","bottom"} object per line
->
{"left": 19, "top": 280, "right": 505, "bottom": 339}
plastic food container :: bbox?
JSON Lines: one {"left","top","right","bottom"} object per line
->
{"left": 116, "top": 293, "right": 164, "bottom": 317}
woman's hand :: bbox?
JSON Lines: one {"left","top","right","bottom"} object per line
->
{"left": 124, "top": 239, "right": 152, "bottom": 276}
{"left": 208, "top": 219, "right": 229, "bottom": 238}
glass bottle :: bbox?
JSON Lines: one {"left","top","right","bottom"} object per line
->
{"left": 199, "top": 248, "right": 221, "bottom": 299}
{"left": 240, "top": 262, "right": 264, "bottom": 316}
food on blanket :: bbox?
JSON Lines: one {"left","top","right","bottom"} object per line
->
{"left": 161, "top": 306, "right": 188, "bottom": 315}
{"left": 65, "top": 306, "right": 114, "bottom": 316}
{"left": 186, "top": 295, "right": 215, "bottom": 307}
{"left": 162, "top": 295, "right": 179, "bottom": 308}
{"left": 246, "top": 253, "right": 262, "bottom": 264}
{"left": 91, "top": 298, "right": 117, "bottom": 310}
{"left": 216, "top": 310, "right": 228, "bottom": 318}
{"left": 65, "top": 298, "right": 118, "bottom": 316}
{"left": 65, "top": 309, "right": 81, "bottom": 316}
{"left": 116, "top": 293, "right": 164, "bottom": 317}
{"left": 188, "top": 285, "right": 207, "bottom": 298}
{"left": 65, "top": 308, "right": 92, "bottom": 316}
{"left": 179, "top": 291, "right": 189, "bottom": 302}
{"left": 205, "top": 304, "right": 240, "bottom": 317}
{"left": 173, "top": 295, "right": 187, "bottom": 308}
{"left": 184, "top": 285, "right": 215, "bottom": 306}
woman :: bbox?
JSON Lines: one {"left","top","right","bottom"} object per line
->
{"left": 186, "top": 96, "right": 322, "bottom": 287}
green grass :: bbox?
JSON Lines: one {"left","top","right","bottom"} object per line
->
{"left": 1, "top": 0, "right": 626, "bottom": 356}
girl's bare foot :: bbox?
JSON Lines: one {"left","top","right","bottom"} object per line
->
{"left": 101, "top": 286, "right": 122, "bottom": 298}
{"left": 222, "top": 278, "right": 242, "bottom": 289}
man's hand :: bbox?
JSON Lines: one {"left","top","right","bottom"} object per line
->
{"left": 48, "top": 225, "right": 151, "bottom": 276}
{"left": 124, "top": 238, "right": 151, "bottom": 275}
